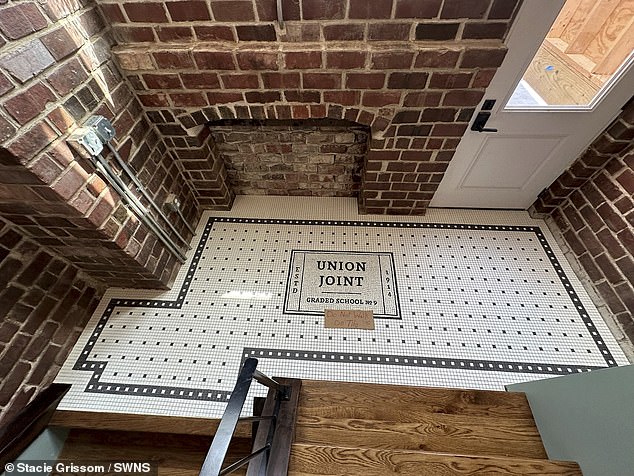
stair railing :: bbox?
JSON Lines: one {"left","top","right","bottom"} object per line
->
{"left": 199, "top": 358, "right": 300, "bottom": 476}
{"left": 0, "top": 383, "right": 71, "bottom": 467}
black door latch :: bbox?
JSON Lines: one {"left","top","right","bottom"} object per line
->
{"left": 471, "top": 111, "right": 498, "bottom": 133}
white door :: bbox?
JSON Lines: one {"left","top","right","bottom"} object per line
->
{"left": 431, "top": 0, "right": 634, "bottom": 209}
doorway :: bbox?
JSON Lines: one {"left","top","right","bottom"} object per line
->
{"left": 431, "top": 0, "right": 634, "bottom": 209}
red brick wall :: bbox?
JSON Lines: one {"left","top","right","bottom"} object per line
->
{"left": 209, "top": 119, "right": 368, "bottom": 196}
{"left": 0, "top": 219, "right": 103, "bottom": 425}
{"left": 0, "top": 0, "right": 198, "bottom": 288}
{"left": 102, "top": 0, "right": 521, "bottom": 215}
{"left": 532, "top": 99, "right": 634, "bottom": 343}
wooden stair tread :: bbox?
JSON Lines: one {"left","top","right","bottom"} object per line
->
{"left": 50, "top": 410, "right": 251, "bottom": 438}
{"left": 298, "top": 380, "right": 535, "bottom": 420}
{"left": 288, "top": 444, "right": 583, "bottom": 475}
{"left": 294, "top": 414, "right": 547, "bottom": 459}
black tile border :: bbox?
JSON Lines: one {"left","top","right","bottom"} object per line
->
{"left": 242, "top": 348, "right": 606, "bottom": 376}
{"left": 71, "top": 217, "right": 618, "bottom": 403}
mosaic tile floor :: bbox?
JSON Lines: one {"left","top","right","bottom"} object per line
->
{"left": 56, "top": 197, "right": 629, "bottom": 418}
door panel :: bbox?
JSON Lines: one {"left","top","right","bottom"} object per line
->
{"left": 461, "top": 136, "right": 563, "bottom": 190}
{"left": 431, "top": 0, "right": 634, "bottom": 209}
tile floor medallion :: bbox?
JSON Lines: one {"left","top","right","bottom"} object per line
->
{"left": 56, "top": 197, "right": 629, "bottom": 418}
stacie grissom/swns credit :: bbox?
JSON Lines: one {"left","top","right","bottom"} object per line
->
{"left": 3, "top": 460, "right": 158, "bottom": 475}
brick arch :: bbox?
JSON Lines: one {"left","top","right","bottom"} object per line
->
{"left": 166, "top": 101, "right": 397, "bottom": 210}
{"left": 172, "top": 101, "right": 391, "bottom": 139}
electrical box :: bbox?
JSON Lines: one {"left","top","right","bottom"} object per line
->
{"left": 67, "top": 127, "right": 103, "bottom": 158}
{"left": 85, "top": 115, "right": 116, "bottom": 144}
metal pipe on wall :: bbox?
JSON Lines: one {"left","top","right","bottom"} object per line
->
{"left": 92, "top": 154, "right": 187, "bottom": 263}
{"left": 166, "top": 194, "right": 197, "bottom": 235}
{"left": 174, "top": 205, "right": 196, "bottom": 235}
{"left": 276, "top": 0, "right": 284, "bottom": 29}
{"left": 67, "top": 125, "right": 188, "bottom": 264}
{"left": 105, "top": 142, "right": 192, "bottom": 250}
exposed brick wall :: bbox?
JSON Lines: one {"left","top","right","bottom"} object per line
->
{"left": 532, "top": 99, "right": 634, "bottom": 343}
{"left": 103, "top": 0, "right": 521, "bottom": 215}
{"left": 0, "top": 218, "right": 104, "bottom": 425}
{"left": 209, "top": 119, "right": 369, "bottom": 196}
{"left": 0, "top": 0, "right": 199, "bottom": 289}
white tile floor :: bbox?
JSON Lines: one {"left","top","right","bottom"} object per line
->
{"left": 56, "top": 197, "right": 629, "bottom": 419}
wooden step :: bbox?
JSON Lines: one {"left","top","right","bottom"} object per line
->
{"left": 298, "top": 380, "right": 535, "bottom": 421}
{"left": 57, "top": 428, "right": 251, "bottom": 476}
{"left": 50, "top": 410, "right": 251, "bottom": 438}
{"left": 294, "top": 414, "right": 547, "bottom": 459}
{"left": 288, "top": 444, "right": 583, "bottom": 476}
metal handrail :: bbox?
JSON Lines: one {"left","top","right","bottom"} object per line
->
{"left": 199, "top": 358, "right": 291, "bottom": 476}
{"left": 0, "top": 384, "right": 71, "bottom": 467}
